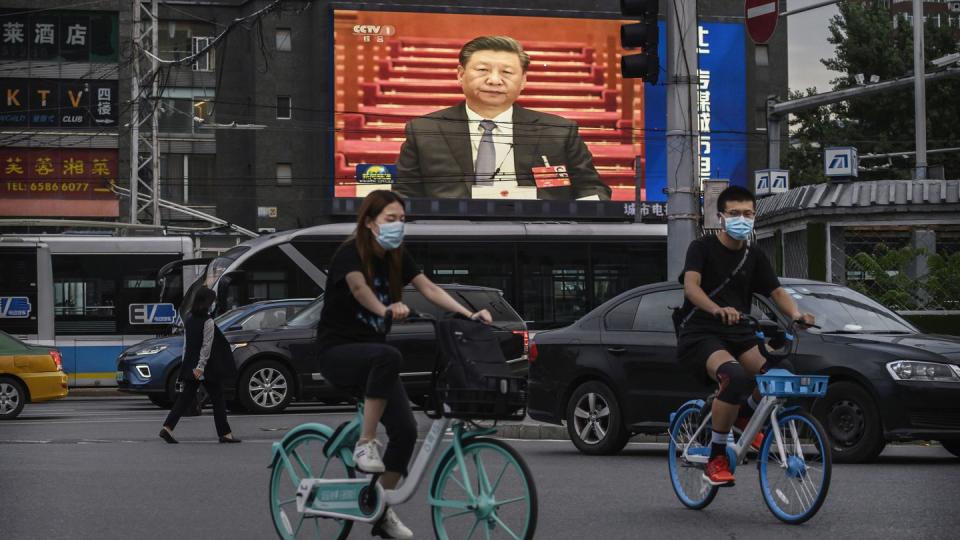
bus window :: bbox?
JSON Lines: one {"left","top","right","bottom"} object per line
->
{"left": 0, "top": 247, "right": 39, "bottom": 336}
{"left": 234, "top": 245, "right": 323, "bottom": 303}
{"left": 52, "top": 254, "right": 179, "bottom": 335}
{"left": 592, "top": 243, "right": 666, "bottom": 306}
{"left": 421, "top": 243, "right": 515, "bottom": 301}
{"left": 519, "top": 244, "right": 588, "bottom": 328}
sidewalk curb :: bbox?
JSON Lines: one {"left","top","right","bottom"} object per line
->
{"left": 492, "top": 422, "right": 670, "bottom": 443}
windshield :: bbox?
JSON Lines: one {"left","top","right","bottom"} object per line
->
{"left": 284, "top": 297, "right": 323, "bottom": 328}
{"left": 785, "top": 285, "right": 917, "bottom": 334}
{"left": 0, "top": 330, "right": 29, "bottom": 352}
{"left": 214, "top": 307, "right": 246, "bottom": 328}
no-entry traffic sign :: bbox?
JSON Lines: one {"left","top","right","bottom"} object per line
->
{"left": 745, "top": 0, "right": 779, "bottom": 44}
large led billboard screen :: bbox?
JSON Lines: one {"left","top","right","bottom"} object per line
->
{"left": 331, "top": 10, "right": 747, "bottom": 217}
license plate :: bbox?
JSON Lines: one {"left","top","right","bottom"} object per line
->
{"left": 116, "top": 371, "right": 125, "bottom": 382}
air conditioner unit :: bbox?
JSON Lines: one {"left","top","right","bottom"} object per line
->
{"left": 948, "top": 1, "right": 960, "bottom": 14}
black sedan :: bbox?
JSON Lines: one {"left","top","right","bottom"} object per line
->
{"left": 528, "top": 279, "right": 960, "bottom": 463}
{"left": 223, "top": 284, "right": 528, "bottom": 413}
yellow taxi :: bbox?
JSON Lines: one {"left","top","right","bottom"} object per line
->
{"left": 1, "top": 330, "right": 68, "bottom": 419}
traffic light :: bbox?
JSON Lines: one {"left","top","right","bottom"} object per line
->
{"left": 620, "top": 0, "right": 659, "bottom": 84}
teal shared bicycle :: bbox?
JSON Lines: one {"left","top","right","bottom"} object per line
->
{"left": 267, "top": 314, "right": 537, "bottom": 539}
{"left": 668, "top": 314, "right": 832, "bottom": 524}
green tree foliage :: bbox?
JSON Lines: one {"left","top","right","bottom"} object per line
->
{"left": 847, "top": 244, "right": 924, "bottom": 310}
{"left": 783, "top": 1, "right": 960, "bottom": 183}
{"left": 925, "top": 251, "right": 960, "bottom": 309}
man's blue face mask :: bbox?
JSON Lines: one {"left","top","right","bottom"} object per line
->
{"left": 722, "top": 215, "right": 754, "bottom": 241}
{"left": 375, "top": 221, "right": 405, "bottom": 250}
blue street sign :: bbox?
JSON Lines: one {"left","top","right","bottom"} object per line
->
{"left": 128, "top": 303, "right": 178, "bottom": 325}
{"left": 0, "top": 297, "right": 32, "bottom": 318}
{"left": 754, "top": 169, "right": 789, "bottom": 197}
{"left": 824, "top": 147, "right": 858, "bottom": 177}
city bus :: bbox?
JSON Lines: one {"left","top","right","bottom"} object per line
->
{"left": 186, "top": 222, "right": 668, "bottom": 329}
{"left": 0, "top": 235, "right": 195, "bottom": 387}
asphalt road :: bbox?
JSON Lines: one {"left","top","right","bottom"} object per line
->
{"left": 1, "top": 396, "right": 958, "bottom": 539}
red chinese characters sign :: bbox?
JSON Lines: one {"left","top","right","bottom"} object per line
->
{"left": 0, "top": 148, "right": 119, "bottom": 217}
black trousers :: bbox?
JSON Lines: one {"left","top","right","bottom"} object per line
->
{"left": 164, "top": 377, "right": 231, "bottom": 437}
{"left": 319, "top": 342, "right": 418, "bottom": 475}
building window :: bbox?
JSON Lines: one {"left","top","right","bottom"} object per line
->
{"left": 192, "top": 36, "right": 214, "bottom": 72}
{"left": 276, "top": 28, "right": 291, "bottom": 51}
{"left": 158, "top": 97, "right": 214, "bottom": 133}
{"left": 159, "top": 20, "right": 215, "bottom": 59}
{"left": 276, "top": 163, "right": 292, "bottom": 186}
{"left": 754, "top": 44, "right": 769, "bottom": 67}
{"left": 277, "top": 96, "right": 291, "bottom": 119}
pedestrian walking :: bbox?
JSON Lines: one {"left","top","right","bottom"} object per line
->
{"left": 159, "top": 287, "right": 240, "bottom": 444}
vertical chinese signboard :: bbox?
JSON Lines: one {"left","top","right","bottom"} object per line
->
{"left": 0, "top": 148, "right": 119, "bottom": 217}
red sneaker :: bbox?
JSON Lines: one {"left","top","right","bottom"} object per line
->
{"left": 703, "top": 455, "right": 735, "bottom": 486}
{"left": 734, "top": 417, "right": 764, "bottom": 452}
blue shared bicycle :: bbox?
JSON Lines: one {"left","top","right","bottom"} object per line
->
{"left": 667, "top": 314, "right": 832, "bottom": 524}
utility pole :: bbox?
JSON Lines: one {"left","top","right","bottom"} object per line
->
{"left": 912, "top": 0, "right": 927, "bottom": 179}
{"left": 666, "top": 0, "right": 700, "bottom": 280}
{"left": 130, "top": 0, "right": 161, "bottom": 225}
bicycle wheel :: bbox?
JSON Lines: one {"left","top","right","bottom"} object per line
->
{"left": 667, "top": 405, "right": 719, "bottom": 509}
{"left": 758, "top": 410, "right": 832, "bottom": 524}
{"left": 430, "top": 437, "right": 537, "bottom": 540}
{"left": 269, "top": 428, "right": 354, "bottom": 539}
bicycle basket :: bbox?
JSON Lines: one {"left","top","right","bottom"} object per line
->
{"left": 756, "top": 369, "right": 829, "bottom": 398}
{"left": 435, "top": 375, "right": 527, "bottom": 421}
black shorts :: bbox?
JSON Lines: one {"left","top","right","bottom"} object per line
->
{"left": 677, "top": 332, "right": 759, "bottom": 385}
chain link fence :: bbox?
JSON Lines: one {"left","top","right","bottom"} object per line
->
{"left": 830, "top": 225, "right": 960, "bottom": 312}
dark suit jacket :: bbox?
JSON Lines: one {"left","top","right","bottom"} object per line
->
{"left": 179, "top": 313, "right": 236, "bottom": 383}
{"left": 394, "top": 103, "right": 611, "bottom": 200}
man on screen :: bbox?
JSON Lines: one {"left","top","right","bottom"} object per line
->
{"left": 394, "top": 35, "right": 611, "bottom": 201}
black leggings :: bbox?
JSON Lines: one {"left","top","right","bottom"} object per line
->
{"left": 319, "top": 342, "right": 418, "bottom": 475}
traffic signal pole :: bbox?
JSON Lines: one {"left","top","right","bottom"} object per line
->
{"left": 665, "top": 0, "right": 700, "bottom": 280}
{"left": 912, "top": 0, "right": 927, "bottom": 179}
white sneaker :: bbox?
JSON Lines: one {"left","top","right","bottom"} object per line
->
{"left": 373, "top": 508, "right": 414, "bottom": 539}
{"left": 353, "top": 439, "right": 385, "bottom": 473}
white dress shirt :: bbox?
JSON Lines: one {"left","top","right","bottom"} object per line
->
{"left": 465, "top": 105, "right": 517, "bottom": 188}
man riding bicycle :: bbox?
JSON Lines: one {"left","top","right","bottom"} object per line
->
{"left": 677, "top": 185, "right": 815, "bottom": 487}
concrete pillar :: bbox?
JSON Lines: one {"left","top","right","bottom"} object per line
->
{"left": 909, "top": 229, "right": 936, "bottom": 308}
{"left": 908, "top": 229, "right": 936, "bottom": 280}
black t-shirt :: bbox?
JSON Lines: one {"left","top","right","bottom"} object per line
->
{"left": 317, "top": 240, "right": 421, "bottom": 349}
{"left": 678, "top": 235, "right": 780, "bottom": 336}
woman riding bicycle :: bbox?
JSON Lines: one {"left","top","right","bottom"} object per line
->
{"left": 316, "top": 190, "right": 491, "bottom": 539}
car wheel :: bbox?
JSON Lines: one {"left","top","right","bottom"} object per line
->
{"left": 239, "top": 360, "right": 294, "bottom": 413}
{"left": 939, "top": 440, "right": 960, "bottom": 458}
{"left": 813, "top": 381, "right": 885, "bottom": 463}
{"left": 149, "top": 394, "right": 173, "bottom": 408}
{"left": 0, "top": 377, "right": 26, "bottom": 420}
{"left": 565, "top": 380, "right": 629, "bottom": 455}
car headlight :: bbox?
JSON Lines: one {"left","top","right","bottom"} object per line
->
{"left": 135, "top": 365, "right": 152, "bottom": 379}
{"left": 886, "top": 360, "right": 960, "bottom": 383}
{"left": 230, "top": 342, "right": 248, "bottom": 352}
{"left": 134, "top": 344, "right": 168, "bottom": 356}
